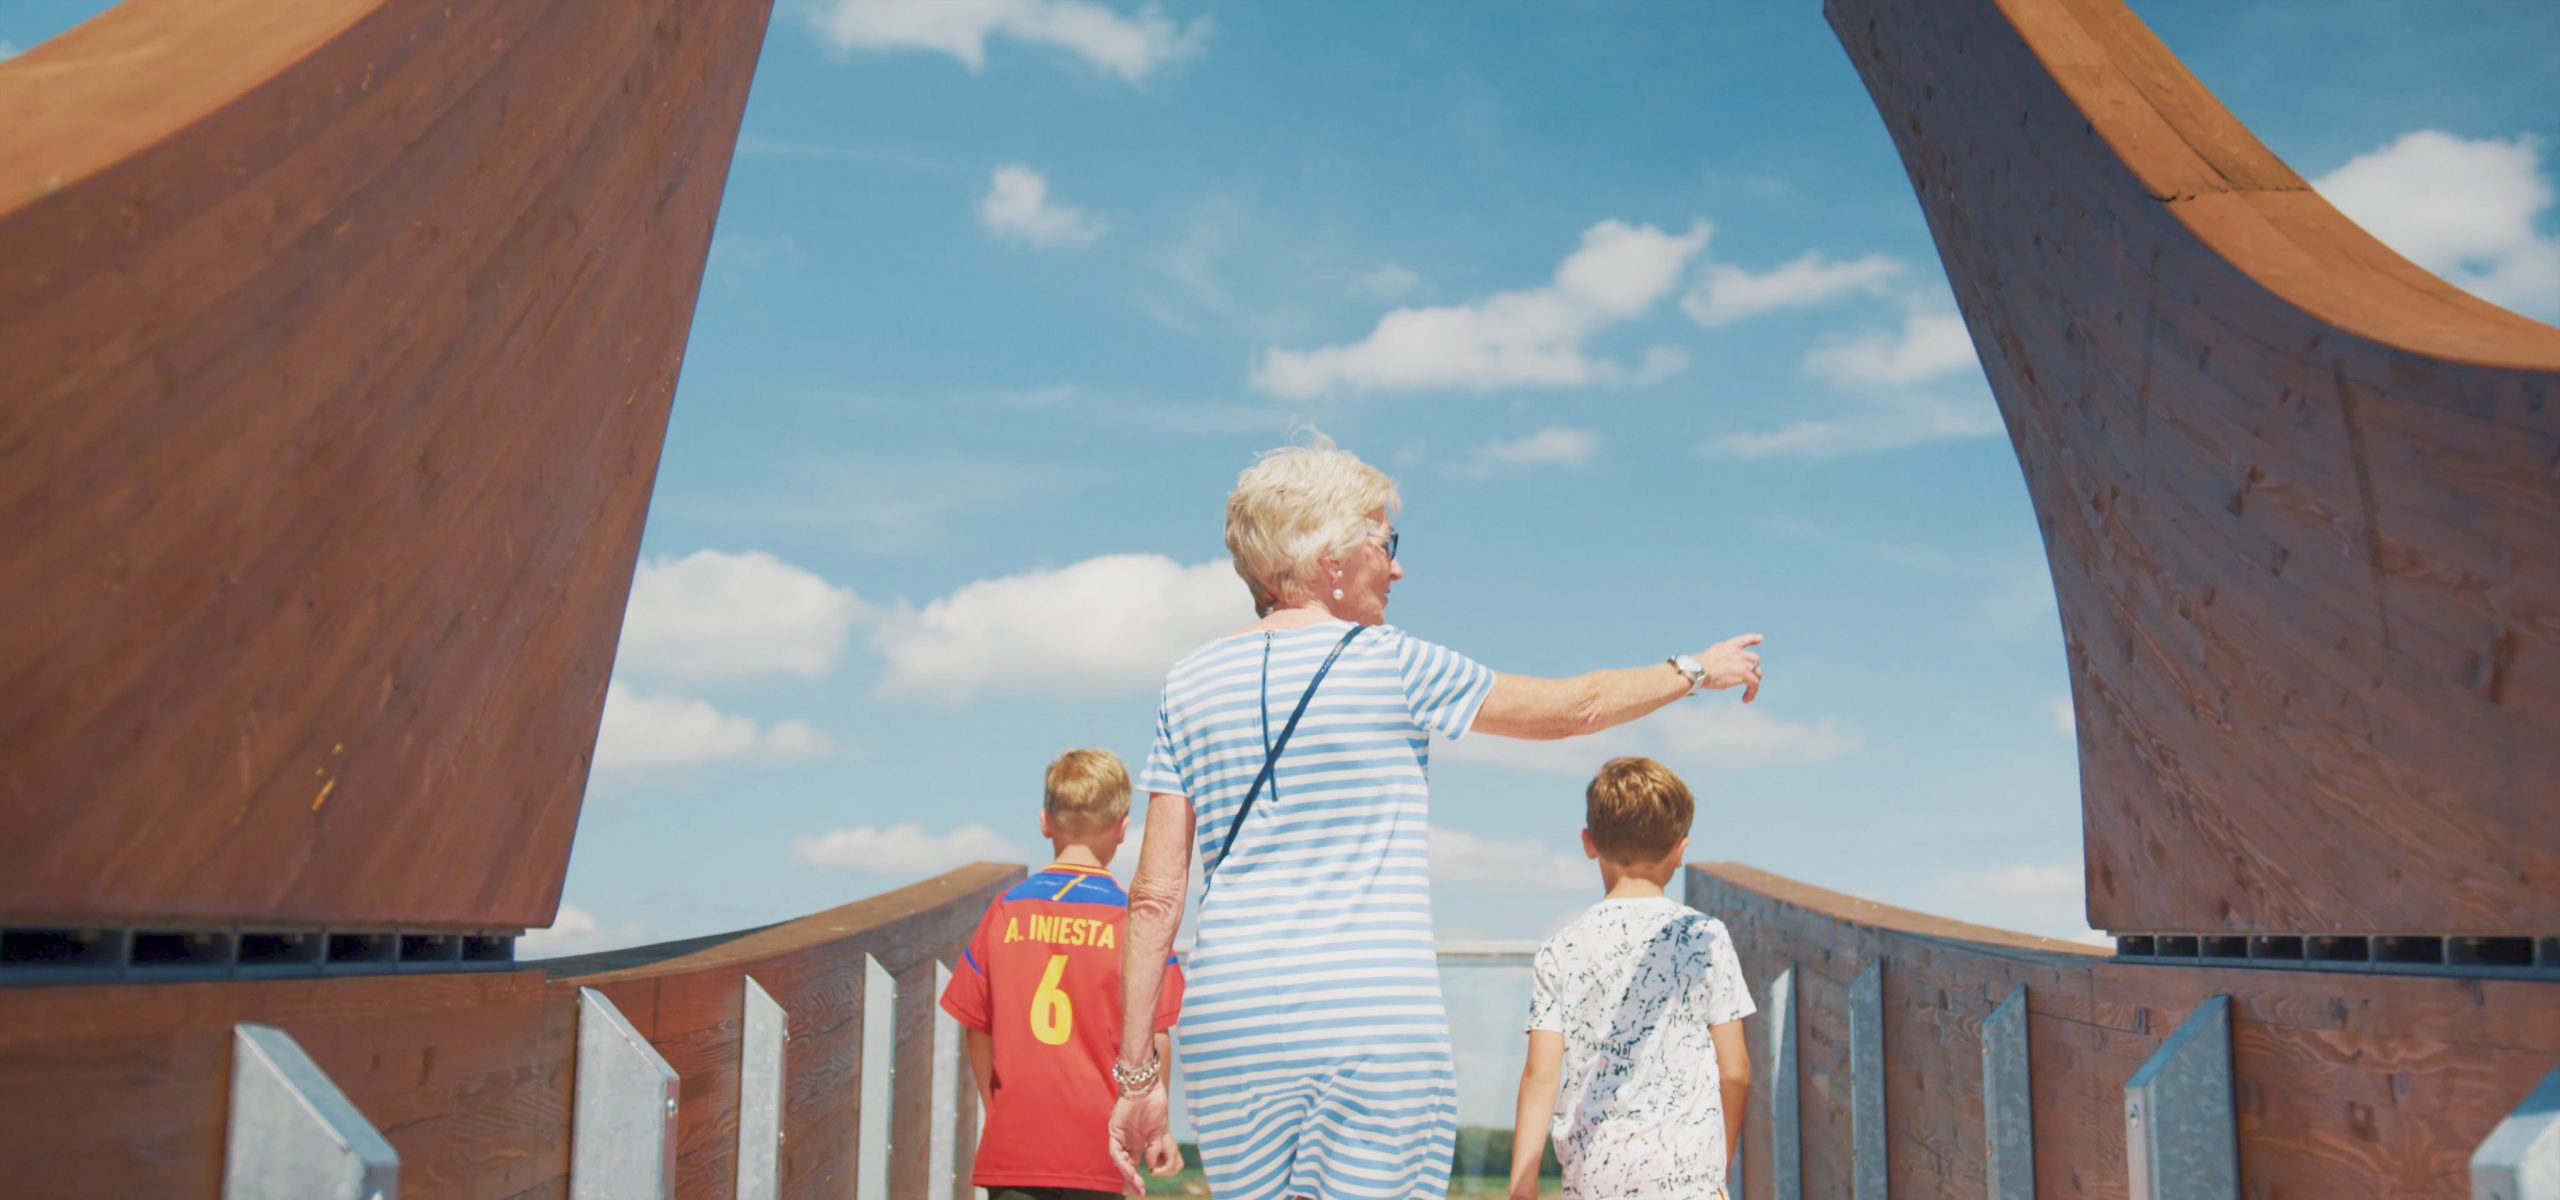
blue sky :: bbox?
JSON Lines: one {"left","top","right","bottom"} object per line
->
{"left": 8, "top": 2, "right": 2556, "bottom": 964}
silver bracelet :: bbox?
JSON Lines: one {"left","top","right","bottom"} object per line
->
{"left": 1110, "top": 1051, "right": 1162, "bottom": 1095}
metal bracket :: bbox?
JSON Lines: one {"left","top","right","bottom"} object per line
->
{"left": 2474, "top": 1062, "right": 2560, "bottom": 1200}
{"left": 737, "top": 976, "right": 787, "bottom": 1200}
{"left": 2125, "top": 994, "right": 2237, "bottom": 1199}
{"left": 222, "top": 1024, "right": 399, "bottom": 1200}
{"left": 1769, "top": 966, "right": 1801, "bottom": 1200}
{"left": 572, "top": 987, "right": 679, "bottom": 1200}
{"left": 1982, "top": 986, "right": 2033, "bottom": 1200}
{"left": 1851, "top": 959, "right": 1886, "bottom": 1200}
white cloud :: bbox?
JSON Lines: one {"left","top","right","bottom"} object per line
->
{"left": 592, "top": 682, "right": 834, "bottom": 770}
{"left": 1459, "top": 427, "right": 1599, "bottom": 474}
{"left": 1630, "top": 344, "right": 1690, "bottom": 384}
{"left": 1441, "top": 703, "right": 1861, "bottom": 775}
{"left": 978, "top": 164, "right": 1107, "bottom": 250}
{"left": 1429, "top": 827, "right": 1589, "bottom": 890}
{"left": 617, "top": 550, "right": 866, "bottom": 681}
{"left": 872, "top": 553, "right": 1252, "bottom": 700}
{"left": 1968, "top": 863, "right": 2081, "bottom": 898}
{"left": 1683, "top": 252, "right": 1903, "bottom": 327}
{"left": 0, "top": 41, "right": 18, "bottom": 61}
{"left": 1801, "top": 309, "right": 1981, "bottom": 388}
{"left": 1350, "top": 262, "right": 1428, "bottom": 302}
{"left": 2049, "top": 695, "right": 2076, "bottom": 737}
{"left": 1944, "top": 862, "right": 2106, "bottom": 946}
{"left": 1702, "top": 392, "right": 2003, "bottom": 459}
{"left": 1650, "top": 704, "right": 1864, "bottom": 768}
{"left": 791, "top": 822, "right": 1029, "bottom": 873}
{"left": 2313, "top": 130, "right": 2560, "bottom": 320}
{"left": 806, "top": 0, "right": 1210, "bottom": 84}
{"left": 518, "top": 905, "right": 650, "bottom": 959}
{"left": 1251, "top": 220, "right": 1710, "bottom": 397}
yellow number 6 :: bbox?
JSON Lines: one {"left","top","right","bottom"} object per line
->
{"left": 1031, "top": 953, "right": 1073, "bottom": 1045}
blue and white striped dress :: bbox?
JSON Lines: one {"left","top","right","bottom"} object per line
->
{"left": 1144, "top": 620, "right": 1496, "bottom": 1200}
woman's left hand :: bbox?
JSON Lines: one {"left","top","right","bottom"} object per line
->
{"left": 1108, "top": 1085, "right": 1169, "bottom": 1194}
{"left": 1148, "top": 1131, "right": 1185, "bottom": 1175}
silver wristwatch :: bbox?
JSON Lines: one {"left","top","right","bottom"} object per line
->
{"left": 1668, "top": 654, "right": 1707, "bottom": 695}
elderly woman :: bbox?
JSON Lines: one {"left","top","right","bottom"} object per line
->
{"left": 1107, "top": 436, "right": 1762, "bottom": 1200}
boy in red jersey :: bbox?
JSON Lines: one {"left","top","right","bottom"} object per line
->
{"left": 941, "top": 749, "right": 1186, "bottom": 1199}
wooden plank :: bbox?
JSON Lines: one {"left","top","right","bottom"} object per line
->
{"left": 1824, "top": 0, "right": 2560, "bottom": 937}
{"left": 0, "top": 0, "right": 775, "bottom": 931}
{"left": 1692, "top": 864, "right": 2560, "bottom": 1197}
{"left": 0, "top": 971, "right": 564, "bottom": 1200}
{"left": 0, "top": 864, "right": 1019, "bottom": 1199}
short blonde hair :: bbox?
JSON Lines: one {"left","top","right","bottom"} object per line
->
{"left": 1044, "top": 748, "right": 1130, "bottom": 832}
{"left": 1224, "top": 431, "right": 1401, "bottom": 614}
{"left": 1585, "top": 757, "right": 1695, "bottom": 862}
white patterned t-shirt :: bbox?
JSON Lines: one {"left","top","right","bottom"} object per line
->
{"left": 1527, "top": 897, "right": 1755, "bottom": 1200}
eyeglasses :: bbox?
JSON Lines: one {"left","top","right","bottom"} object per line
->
{"left": 1369, "top": 528, "right": 1399, "bottom": 561}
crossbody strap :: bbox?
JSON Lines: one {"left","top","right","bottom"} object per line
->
{"left": 1203, "top": 623, "right": 1365, "bottom": 887}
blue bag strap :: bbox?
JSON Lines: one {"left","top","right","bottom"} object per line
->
{"left": 1203, "top": 623, "right": 1364, "bottom": 887}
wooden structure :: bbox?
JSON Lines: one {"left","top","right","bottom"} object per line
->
{"left": 0, "top": 864, "right": 1015, "bottom": 1197}
{"left": 1829, "top": 0, "right": 2560, "bottom": 939}
{"left": 1681, "top": 0, "right": 2560, "bottom": 1194}
{"left": 0, "top": 0, "right": 769, "bottom": 932}
{"left": 1, "top": 0, "right": 2555, "bottom": 1194}
{"left": 1692, "top": 864, "right": 2560, "bottom": 1197}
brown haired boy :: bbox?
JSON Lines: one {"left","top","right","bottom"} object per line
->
{"left": 941, "top": 749, "right": 1184, "bottom": 1199}
{"left": 1507, "top": 757, "right": 1754, "bottom": 1200}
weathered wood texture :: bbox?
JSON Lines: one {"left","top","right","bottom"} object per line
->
{"left": 1826, "top": 0, "right": 2560, "bottom": 936}
{"left": 0, "top": 0, "right": 772, "bottom": 930}
{"left": 0, "top": 863, "right": 1017, "bottom": 1200}
{"left": 1695, "top": 863, "right": 2560, "bottom": 1199}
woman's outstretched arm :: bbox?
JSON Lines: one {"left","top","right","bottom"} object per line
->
{"left": 1472, "top": 633, "right": 1764, "bottom": 740}
{"left": 1108, "top": 789, "right": 1196, "bottom": 1192}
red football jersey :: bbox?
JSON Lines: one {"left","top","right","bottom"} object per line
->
{"left": 940, "top": 864, "right": 1185, "bottom": 1193}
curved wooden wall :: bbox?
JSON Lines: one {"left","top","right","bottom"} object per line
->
{"left": 0, "top": 863, "right": 1017, "bottom": 1199}
{"left": 1828, "top": 0, "right": 2560, "bottom": 936}
{"left": 1692, "top": 863, "right": 2560, "bottom": 1197}
{"left": 0, "top": 0, "right": 772, "bottom": 931}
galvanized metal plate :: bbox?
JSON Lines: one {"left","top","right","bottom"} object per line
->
{"left": 737, "top": 975, "right": 786, "bottom": 1200}
{"left": 930, "top": 960, "right": 960, "bottom": 1200}
{"left": 1982, "top": 985, "right": 2033, "bottom": 1200}
{"left": 1770, "top": 966, "right": 1800, "bottom": 1200}
{"left": 2125, "top": 994, "right": 2236, "bottom": 1200}
{"left": 2473, "top": 1061, "right": 2560, "bottom": 1200}
{"left": 859, "top": 953, "right": 895, "bottom": 1200}
{"left": 1851, "top": 959, "right": 1886, "bottom": 1200}
{"left": 222, "top": 1024, "right": 399, "bottom": 1200}
{"left": 572, "top": 987, "right": 678, "bottom": 1200}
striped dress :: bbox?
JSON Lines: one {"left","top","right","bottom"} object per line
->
{"left": 1143, "top": 620, "right": 1496, "bottom": 1200}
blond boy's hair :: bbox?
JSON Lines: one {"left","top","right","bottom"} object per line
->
{"left": 1044, "top": 748, "right": 1131, "bottom": 833}
{"left": 1584, "top": 756, "right": 1695, "bottom": 862}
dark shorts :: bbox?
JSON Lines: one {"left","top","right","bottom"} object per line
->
{"left": 986, "top": 1190, "right": 1123, "bottom": 1200}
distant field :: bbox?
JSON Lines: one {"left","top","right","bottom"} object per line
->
{"left": 1142, "top": 1167, "right": 1560, "bottom": 1197}
{"left": 1134, "top": 1129, "right": 1562, "bottom": 1197}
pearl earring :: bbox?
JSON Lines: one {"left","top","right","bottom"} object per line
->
{"left": 1333, "top": 588, "right": 1345, "bottom": 600}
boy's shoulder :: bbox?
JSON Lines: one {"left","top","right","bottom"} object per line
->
{"left": 1536, "top": 900, "right": 1733, "bottom": 964}
{"left": 995, "top": 867, "right": 1129, "bottom": 909}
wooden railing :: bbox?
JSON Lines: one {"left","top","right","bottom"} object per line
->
{"left": 0, "top": 862, "right": 1019, "bottom": 1198}
{"left": 1690, "top": 862, "right": 2560, "bottom": 1197}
